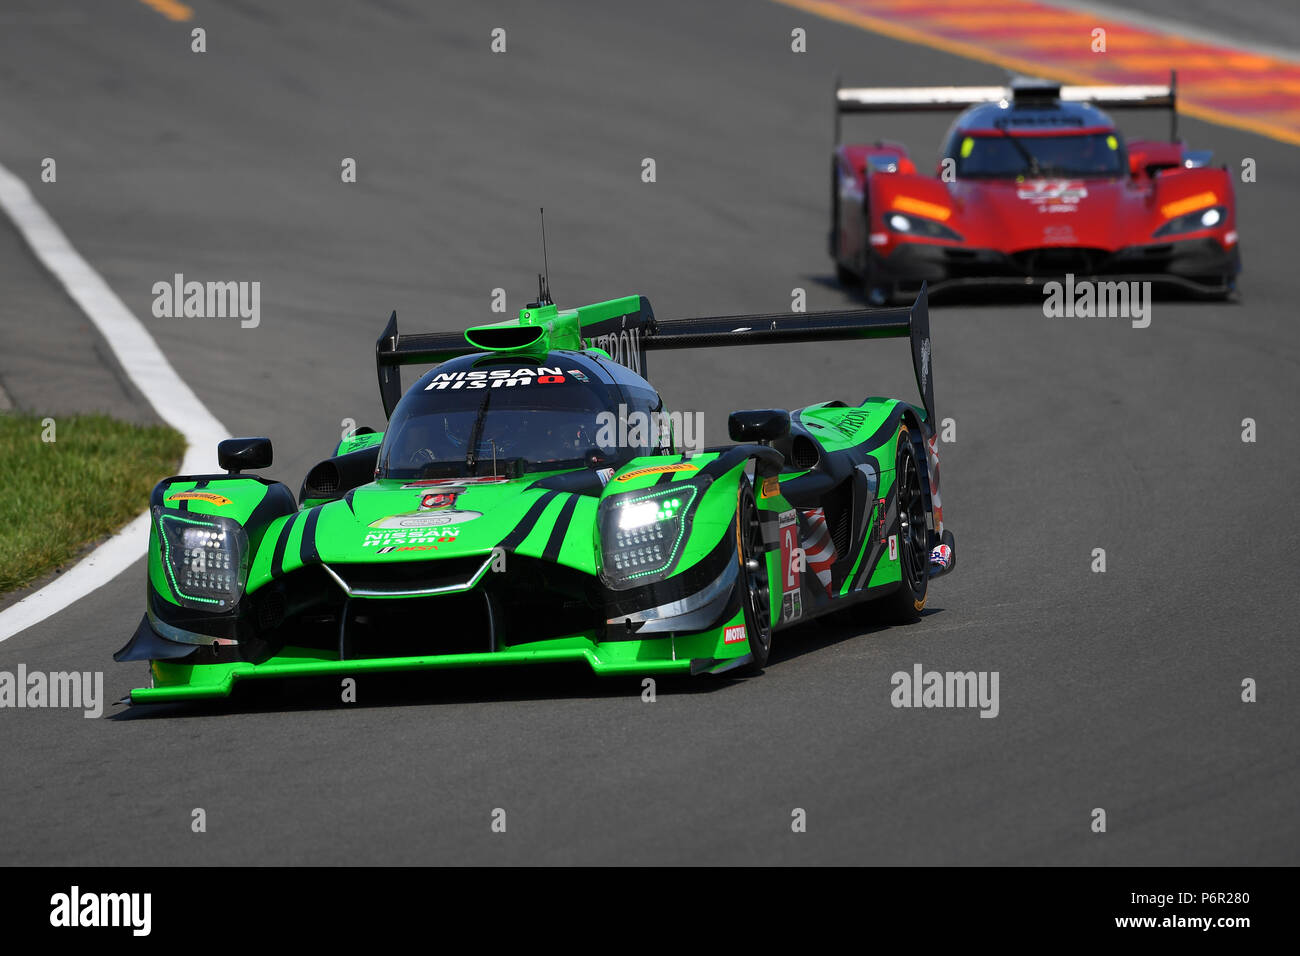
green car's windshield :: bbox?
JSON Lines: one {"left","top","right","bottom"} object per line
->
{"left": 953, "top": 131, "right": 1123, "bottom": 179}
{"left": 377, "top": 360, "right": 664, "bottom": 478}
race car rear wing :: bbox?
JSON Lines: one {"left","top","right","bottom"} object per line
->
{"left": 375, "top": 285, "right": 936, "bottom": 426}
{"left": 640, "top": 285, "right": 935, "bottom": 425}
{"left": 835, "top": 71, "right": 1178, "bottom": 141}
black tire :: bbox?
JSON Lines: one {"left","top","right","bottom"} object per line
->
{"left": 1206, "top": 275, "right": 1236, "bottom": 302}
{"left": 735, "top": 480, "right": 773, "bottom": 672}
{"left": 831, "top": 167, "right": 857, "bottom": 287}
{"left": 860, "top": 200, "right": 891, "bottom": 306}
{"left": 878, "top": 430, "right": 929, "bottom": 624}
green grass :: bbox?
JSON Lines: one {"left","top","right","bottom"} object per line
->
{"left": 0, "top": 413, "right": 185, "bottom": 594}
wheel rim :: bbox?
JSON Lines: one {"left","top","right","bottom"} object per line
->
{"left": 897, "top": 448, "right": 927, "bottom": 594}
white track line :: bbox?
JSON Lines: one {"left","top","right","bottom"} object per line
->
{"left": 0, "top": 162, "right": 229, "bottom": 642}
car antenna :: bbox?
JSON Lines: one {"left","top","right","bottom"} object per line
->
{"left": 536, "top": 207, "right": 553, "bottom": 306}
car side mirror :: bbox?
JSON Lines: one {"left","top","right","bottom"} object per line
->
{"left": 218, "top": 437, "right": 273, "bottom": 474}
{"left": 728, "top": 409, "right": 790, "bottom": 445}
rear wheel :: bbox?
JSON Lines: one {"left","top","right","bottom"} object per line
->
{"left": 879, "top": 431, "right": 929, "bottom": 624}
{"left": 735, "top": 481, "right": 773, "bottom": 671}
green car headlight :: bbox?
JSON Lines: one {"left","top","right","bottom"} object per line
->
{"left": 598, "top": 485, "right": 699, "bottom": 590}
{"left": 154, "top": 508, "right": 249, "bottom": 611}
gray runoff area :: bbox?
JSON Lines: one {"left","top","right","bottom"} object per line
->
{"left": 0, "top": 0, "right": 1296, "bottom": 864}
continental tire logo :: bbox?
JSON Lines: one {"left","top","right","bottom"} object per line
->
{"left": 614, "top": 462, "right": 698, "bottom": 482}
{"left": 166, "top": 491, "right": 231, "bottom": 506}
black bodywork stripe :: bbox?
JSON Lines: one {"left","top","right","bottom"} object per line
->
{"left": 697, "top": 444, "right": 782, "bottom": 482}
{"left": 542, "top": 494, "right": 580, "bottom": 562}
{"left": 498, "top": 490, "right": 559, "bottom": 551}
{"left": 856, "top": 415, "right": 901, "bottom": 454}
{"left": 853, "top": 484, "right": 897, "bottom": 592}
{"left": 299, "top": 506, "right": 322, "bottom": 565}
{"left": 270, "top": 513, "right": 298, "bottom": 578}
{"left": 179, "top": 478, "right": 209, "bottom": 513}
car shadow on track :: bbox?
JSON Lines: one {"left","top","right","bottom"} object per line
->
{"left": 108, "top": 662, "right": 726, "bottom": 721}
{"left": 766, "top": 605, "right": 946, "bottom": 668}
{"left": 109, "top": 608, "right": 945, "bottom": 720}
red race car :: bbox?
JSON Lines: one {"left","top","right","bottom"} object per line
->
{"left": 830, "top": 75, "right": 1240, "bottom": 303}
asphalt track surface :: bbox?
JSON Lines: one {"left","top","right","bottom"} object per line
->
{"left": 0, "top": 1, "right": 1296, "bottom": 865}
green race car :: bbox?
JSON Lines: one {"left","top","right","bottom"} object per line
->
{"left": 115, "top": 282, "right": 956, "bottom": 702}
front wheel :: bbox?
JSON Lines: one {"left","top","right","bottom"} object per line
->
{"left": 859, "top": 201, "right": 892, "bottom": 306}
{"left": 735, "top": 480, "right": 773, "bottom": 671}
{"left": 878, "top": 430, "right": 929, "bottom": 624}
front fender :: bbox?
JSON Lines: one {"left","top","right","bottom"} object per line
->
{"left": 600, "top": 446, "right": 781, "bottom": 634}
{"left": 144, "top": 474, "right": 297, "bottom": 645}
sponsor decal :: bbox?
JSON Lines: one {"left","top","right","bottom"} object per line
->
{"left": 778, "top": 509, "right": 802, "bottom": 623}
{"left": 582, "top": 327, "right": 642, "bottom": 375}
{"left": 723, "top": 624, "right": 747, "bottom": 645}
{"left": 420, "top": 491, "right": 459, "bottom": 510}
{"left": 929, "top": 543, "right": 952, "bottom": 570}
{"left": 888, "top": 535, "right": 899, "bottom": 561}
{"left": 1042, "top": 223, "right": 1076, "bottom": 244}
{"left": 1016, "top": 180, "right": 1088, "bottom": 213}
{"left": 424, "top": 367, "right": 566, "bottom": 390}
{"left": 760, "top": 475, "right": 781, "bottom": 499}
{"left": 596, "top": 467, "right": 614, "bottom": 486}
{"left": 566, "top": 368, "right": 590, "bottom": 382}
{"left": 376, "top": 543, "right": 443, "bottom": 553}
{"left": 614, "top": 462, "right": 699, "bottom": 482}
{"left": 364, "top": 527, "right": 461, "bottom": 548}
{"left": 837, "top": 412, "right": 867, "bottom": 437}
{"left": 370, "top": 510, "right": 481, "bottom": 530}
{"left": 166, "top": 491, "right": 231, "bottom": 506}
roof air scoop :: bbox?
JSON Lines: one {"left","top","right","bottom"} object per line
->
{"left": 1009, "top": 76, "right": 1062, "bottom": 105}
{"left": 464, "top": 324, "right": 547, "bottom": 352}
